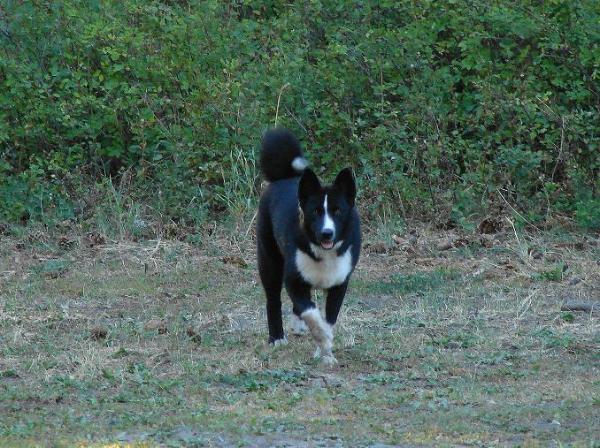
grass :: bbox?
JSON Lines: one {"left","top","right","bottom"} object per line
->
{"left": 0, "top": 223, "right": 598, "bottom": 447}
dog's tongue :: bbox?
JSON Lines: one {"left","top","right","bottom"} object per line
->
{"left": 321, "top": 240, "right": 334, "bottom": 250}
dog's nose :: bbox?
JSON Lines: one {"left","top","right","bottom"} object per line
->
{"left": 321, "top": 229, "right": 334, "bottom": 240}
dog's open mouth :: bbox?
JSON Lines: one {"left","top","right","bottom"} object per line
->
{"left": 320, "top": 240, "right": 334, "bottom": 250}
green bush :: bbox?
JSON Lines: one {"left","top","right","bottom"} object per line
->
{"left": 1, "top": 0, "right": 599, "bottom": 228}
{"left": 575, "top": 198, "right": 600, "bottom": 231}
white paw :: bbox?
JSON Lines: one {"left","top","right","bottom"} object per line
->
{"left": 301, "top": 308, "right": 333, "bottom": 343}
{"left": 313, "top": 347, "right": 337, "bottom": 366}
{"left": 290, "top": 314, "right": 309, "bottom": 335}
{"left": 321, "top": 355, "right": 338, "bottom": 366}
{"left": 313, "top": 346, "right": 321, "bottom": 359}
{"left": 270, "top": 337, "right": 288, "bottom": 347}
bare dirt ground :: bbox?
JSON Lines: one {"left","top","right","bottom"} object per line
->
{"left": 0, "top": 222, "right": 598, "bottom": 447}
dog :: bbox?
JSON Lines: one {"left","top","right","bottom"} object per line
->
{"left": 256, "top": 128, "right": 361, "bottom": 365}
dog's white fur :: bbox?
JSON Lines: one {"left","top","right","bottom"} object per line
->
{"left": 295, "top": 244, "right": 352, "bottom": 290}
{"left": 301, "top": 308, "right": 337, "bottom": 365}
{"left": 271, "top": 337, "right": 288, "bottom": 346}
{"left": 290, "top": 313, "right": 309, "bottom": 335}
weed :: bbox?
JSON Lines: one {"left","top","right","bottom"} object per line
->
{"left": 95, "top": 177, "right": 146, "bottom": 241}
{"left": 533, "top": 328, "right": 576, "bottom": 349}
{"left": 533, "top": 263, "right": 567, "bottom": 282}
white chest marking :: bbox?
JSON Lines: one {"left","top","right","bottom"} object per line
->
{"left": 295, "top": 244, "right": 352, "bottom": 289}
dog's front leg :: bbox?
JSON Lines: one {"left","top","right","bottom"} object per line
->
{"left": 286, "top": 281, "right": 336, "bottom": 365}
{"left": 325, "top": 282, "right": 348, "bottom": 327}
{"left": 301, "top": 307, "right": 336, "bottom": 366}
{"left": 303, "top": 282, "right": 350, "bottom": 366}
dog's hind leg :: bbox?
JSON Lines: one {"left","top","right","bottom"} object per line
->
{"left": 258, "top": 245, "right": 285, "bottom": 345}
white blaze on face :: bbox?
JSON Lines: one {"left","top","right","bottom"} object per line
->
{"left": 322, "top": 195, "right": 335, "bottom": 238}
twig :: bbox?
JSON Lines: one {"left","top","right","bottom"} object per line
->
{"left": 561, "top": 302, "right": 598, "bottom": 313}
{"left": 284, "top": 106, "right": 308, "bottom": 134}
{"left": 551, "top": 116, "right": 566, "bottom": 181}
{"left": 147, "top": 237, "right": 162, "bottom": 258}
{"left": 497, "top": 189, "right": 542, "bottom": 232}
{"left": 516, "top": 290, "right": 536, "bottom": 319}
{"left": 506, "top": 217, "right": 522, "bottom": 247}
{"left": 274, "top": 83, "right": 290, "bottom": 127}
{"left": 244, "top": 210, "right": 258, "bottom": 239}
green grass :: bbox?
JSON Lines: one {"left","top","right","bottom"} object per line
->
{"left": 353, "top": 268, "right": 464, "bottom": 297}
{"left": 0, "top": 227, "right": 598, "bottom": 447}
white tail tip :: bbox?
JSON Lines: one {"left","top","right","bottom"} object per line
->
{"left": 292, "top": 157, "right": 308, "bottom": 172}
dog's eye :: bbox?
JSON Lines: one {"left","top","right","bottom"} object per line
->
{"left": 331, "top": 207, "right": 340, "bottom": 215}
{"left": 314, "top": 207, "right": 323, "bottom": 216}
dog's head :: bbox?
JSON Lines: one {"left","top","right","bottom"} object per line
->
{"left": 298, "top": 168, "right": 356, "bottom": 251}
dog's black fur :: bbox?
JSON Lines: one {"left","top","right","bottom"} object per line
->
{"left": 256, "top": 129, "right": 361, "bottom": 364}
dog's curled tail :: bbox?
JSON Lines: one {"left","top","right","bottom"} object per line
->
{"left": 260, "top": 128, "right": 308, "bottom": 182}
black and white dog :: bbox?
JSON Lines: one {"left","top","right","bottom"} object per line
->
{"left": 256, "top": 129, "right": 361, "bottom": 365}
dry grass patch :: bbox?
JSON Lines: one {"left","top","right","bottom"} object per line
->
{"left": 0, "top": 224, "right": 598, "bottom": 446}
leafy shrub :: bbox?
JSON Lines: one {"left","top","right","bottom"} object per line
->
{"left": 575, "top": 198, "right": 600, "bottom": 231}
{"left": 0, "top": 0, "right": 599, "bottom": 228}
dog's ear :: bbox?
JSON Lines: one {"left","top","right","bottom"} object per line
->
{"left": 334, "top": 168, "right": 356, "bottom": 207}
{"left": 298, "top": 168, "right": 322, "bottom": 207}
